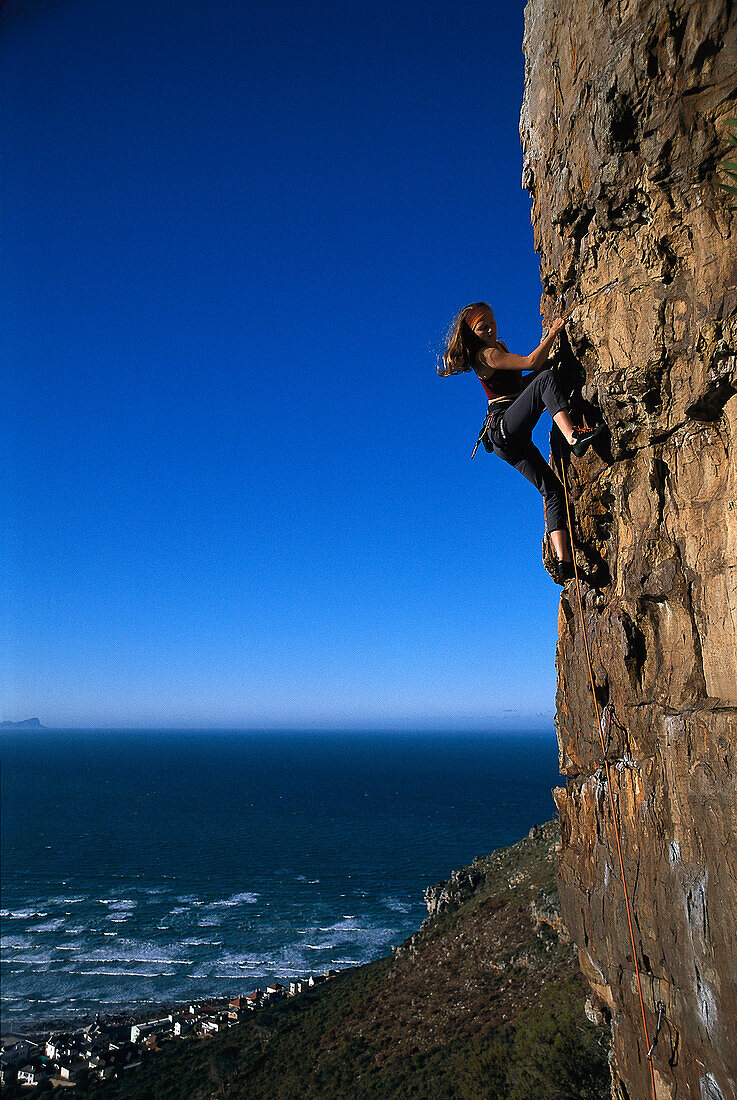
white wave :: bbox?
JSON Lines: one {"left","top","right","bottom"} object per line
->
{"left": 7, "top": 950, "right": 56, "bottom": 965}
{"left": 0, "top": 908, "right": 48, "bottom": 920}
{"left": 319, "top": 919, "right": 365, "bottom": 932}
{"left": 28, "top": 918, "right": 66, "bottom": 933}
{"left": 175, "top": 895, "right": 205, "bottom": 906}
{"left": 46, "top": 895, "right": 86, "bottom": 906}
{"left": 1, "top": 935, "right": 35, "bottom": 949}
{"left": 26, "top": 996, "right": 76, "bottom": 1004}
{"left": 51, "top": 940, "right": 191, "bottom": 966}
{"left": 383, "top": 896, "right": 413, "bottom": 913}
{"left": 76, "top": 968, "right": 177, "bottom": 978}
{"left": 98, "top": 996, "right": 159, "bottom": 1005}
{"left": 100, "top": 898, "right": 137, "bottom": 910}
{"left": 281, "top": 921, "right": 397, "bottom": 964}
{"left": 206, "top": 891, "right": 259, "bottom": 908}
{"left": 214, "top": 949, "right": 266, "bottom": 967}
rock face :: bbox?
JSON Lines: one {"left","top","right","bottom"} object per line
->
{"left": 424, "top": 862, "right": 485, "bottom": 919}
{"left": 521, "top": 1, "right": 737, "bottom": 1097}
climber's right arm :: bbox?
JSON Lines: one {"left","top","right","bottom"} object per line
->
{"left": 478, "top": 346, "right": 531, "bottom": 372}
{"left": 480, "top": 318, "right": 565, "bottom": 373}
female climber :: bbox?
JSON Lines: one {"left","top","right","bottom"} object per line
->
{"left": 438, "top": 302, "right": 603, "bottom": 584}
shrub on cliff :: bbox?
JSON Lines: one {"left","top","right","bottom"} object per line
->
{"left": 504, "top": 986, "right": 610, "bottom": 1100}
{"left": 717, "top": 119, "right": 737, "bottom": 198}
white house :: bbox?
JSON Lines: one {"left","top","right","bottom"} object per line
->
{"left": 59, "top": 1058, "right": 86, "bottom": 1082}
{"left": 87, "top": 1054, "right": 114, "bottom": 1079}
{"left": 45, "top": 1037, "right": 72, "bottom": 1061}
{"left": 130, "top": 1018, "right": 171, "bottom": 1044}
{"left": 0, "top": 1062, "right": 17, "bottom": 1089}
{"left": 17, "top": 1063, "right": 47, "bottom": 1087}
{"left": 0, "top": 1040, "right": 37, "bottom": 1067}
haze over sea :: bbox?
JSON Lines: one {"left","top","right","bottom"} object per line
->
{"left": 1, "top": 729, "right": 559, "bottom": 1029}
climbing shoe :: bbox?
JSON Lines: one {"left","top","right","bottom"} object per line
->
{"left": 571, "top": 423, "right": 605, "bottom": 457}
{"left": 549, "top": 559, "right": 574, "bottom": 586}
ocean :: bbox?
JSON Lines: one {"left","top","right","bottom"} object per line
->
{"left": 0, "top": 728, "right": 560, "bottom": 1029}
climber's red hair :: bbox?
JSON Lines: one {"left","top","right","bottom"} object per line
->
{"left": 438, "top": 302, "right": 492, "bottom": 376}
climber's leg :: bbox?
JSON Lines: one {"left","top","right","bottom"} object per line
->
{"left": 551, "top": 408, "right": 605, "bottom": 454}
{"left": 493, "top": 437, "right": 568, "bottom": 548}
{"left": 502, "top": 368, "right": 569, "bottom": 438}
{"left": 502, "top": 370, "right": 605, "bottom": 456}
{"left": 553, "top": 409, "right": 576, "bottom": 445}
{"left": 549, "top": 528, "right": 571, "bottom": 563}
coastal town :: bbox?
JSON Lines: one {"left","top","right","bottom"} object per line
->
{"left": 0, "top": 969, "right": 341, "bottom": 1092}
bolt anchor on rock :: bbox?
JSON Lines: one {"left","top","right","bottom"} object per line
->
{"left": 647, "top": 1001, "right": 666, "bottom": 1061}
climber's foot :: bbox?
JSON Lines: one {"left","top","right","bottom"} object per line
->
{"left": 571, "top": 423, "right": 605, "bottom": 457}
{"left": 550, "top": 559, "right": 574, "bottom": 586}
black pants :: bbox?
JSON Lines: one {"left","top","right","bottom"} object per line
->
{"left": 488, "top": 369, "right": 568, "bottom": 534}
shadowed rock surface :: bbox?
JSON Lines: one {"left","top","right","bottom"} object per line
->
{"left": 521, "top": 0, "right": 737, "bottom": 1096}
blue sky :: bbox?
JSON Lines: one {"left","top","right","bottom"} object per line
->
{"left": 2, "top": 0, "right": 561, "bottom": 729}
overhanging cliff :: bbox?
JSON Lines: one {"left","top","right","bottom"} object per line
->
{"left": 521, "top": 1, "right": 737, "bottom": 1097}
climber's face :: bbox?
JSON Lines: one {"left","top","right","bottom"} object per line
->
{"left": 472, "top": 310, "right": 497, "bottom": 345}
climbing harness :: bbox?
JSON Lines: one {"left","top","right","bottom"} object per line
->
{"left": 470, "top": 406, "right": 509, "bottom": 459}
{"left": 471, "top": 407, "right": 495, "bottom": 459}
{"left": 560, "top": 458, "right": 659, "bottom": 1100}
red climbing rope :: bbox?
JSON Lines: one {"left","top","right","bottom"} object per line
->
{"left": 560, "top": 459, "right": 658, "bottom": 1100}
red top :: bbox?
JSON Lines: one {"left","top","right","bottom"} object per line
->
{"left": 474, "top": 341, "right": 524, "bottom": 405}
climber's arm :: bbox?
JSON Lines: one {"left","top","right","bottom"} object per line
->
{"left": 478, "top": 318, "right": 565, "bottom": 374}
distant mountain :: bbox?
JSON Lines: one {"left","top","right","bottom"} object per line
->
{"left": 0, "top": 717, "right": 44, "bottom": 728}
